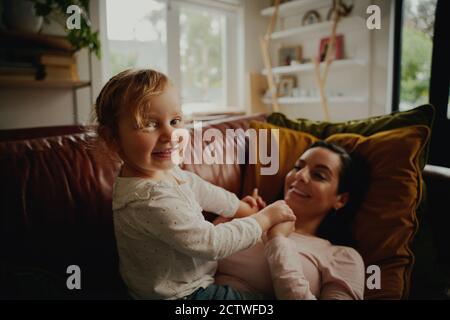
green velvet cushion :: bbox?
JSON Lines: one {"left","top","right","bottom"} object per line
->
{"left": 267, "top": 104, "right": 435, "bottom": 169}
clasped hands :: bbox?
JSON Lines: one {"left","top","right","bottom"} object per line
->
{"left": 213, "top": 188, "right": 296, "bottom": 241}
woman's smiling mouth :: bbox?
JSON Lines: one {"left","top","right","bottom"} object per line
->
{"left": 289, "top": 187, "right": 311, "bottom": 199}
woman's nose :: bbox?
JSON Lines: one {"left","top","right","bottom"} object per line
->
{"left": 295, "top": 167, "right": 309, "bottom": 183}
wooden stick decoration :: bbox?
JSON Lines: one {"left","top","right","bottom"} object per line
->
{"left": 259, "top": 0, "right": 281, "bottom": 112}
{"left": 313, "top": 7, "right": 342, "bottom": 121}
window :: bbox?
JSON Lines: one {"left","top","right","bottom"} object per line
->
{"left": 179, "top": 6, "right": 226, "bottom": 113}
{"left": 103, "top": 0, "right": 167, "bottom": 80}
{"left": 101, "top": 0, "right": 242, "bottom": 115}
{"left": 399, "top": 0, "right": 438, "bottom": 111}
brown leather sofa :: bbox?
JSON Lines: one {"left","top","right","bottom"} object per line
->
{"left": 0, "top": 114, "right": 449, "bottom": 299}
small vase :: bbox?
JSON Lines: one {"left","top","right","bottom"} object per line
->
{"left": 3, "top": 0, "right": 43, "bottom": 33}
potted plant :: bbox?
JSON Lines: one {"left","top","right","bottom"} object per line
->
{"left": 1, "top": 0, "right": 43, "bottom": 33}
{"left": 30, "top": 0, "right": 101, "bottom": 58}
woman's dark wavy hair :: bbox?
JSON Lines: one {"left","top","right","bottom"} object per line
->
{"left": 309, "top": 141, "right": 370, "bottom": 248}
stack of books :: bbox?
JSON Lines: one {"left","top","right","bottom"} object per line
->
{"left": 0, "top": 61, "right": 38, "bottom": 81}
{"left": 39, "top": 53, "right": 79, "bottom": 81}
{"left": 0, "top": 30, "right": 79, "bottom": 83}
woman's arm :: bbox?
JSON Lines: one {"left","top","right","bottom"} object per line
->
{"left": 264, "top": 234, "right": 318, "bottom": 300}
{"left": 264, "top": 221, "right": 318, "bottom": 300}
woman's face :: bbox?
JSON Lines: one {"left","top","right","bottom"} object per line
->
{"left": 284, "top": 147, "right": 348, "bottom": 220}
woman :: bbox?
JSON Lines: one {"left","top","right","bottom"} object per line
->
{"left": 215, "top": 140, "right": 369, "bottom": 300}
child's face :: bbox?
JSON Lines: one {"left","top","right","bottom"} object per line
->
{"left": 116, "top": 85, "right": 184, "bottom": 177}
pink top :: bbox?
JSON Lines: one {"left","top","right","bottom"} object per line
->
{"left": 216, "top": 232, "right": 365, "bottom": 300}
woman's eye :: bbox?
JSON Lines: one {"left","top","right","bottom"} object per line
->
{"left": 313, "top": 172, "right": 326, "bottom": 180}
{"left": 293, "top": 166, "right": 301, "bottom": 171}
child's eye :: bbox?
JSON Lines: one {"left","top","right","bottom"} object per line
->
{"left": 142, "top": 120, "right": 158, "bottom": 131}
{"left": 171, "top": 118, "right": 183, "bottom": 126}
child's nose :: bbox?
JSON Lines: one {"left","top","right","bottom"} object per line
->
{"left": 160, "top": 123, "right": 174, "bottom": 142}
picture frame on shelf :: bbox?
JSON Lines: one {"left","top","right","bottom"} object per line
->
{"left": 278, "top": 75, "right": 297, "bottom": 97}
{"left": 278, "top": 45, "right": 303, "bottom": 66}
{"left": 319, "top": 34, "right": 344, "bottom": 62}
{"left": 302, "top": 10, "right": 322, "bottom": 26}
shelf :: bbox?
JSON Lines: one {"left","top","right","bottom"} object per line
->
{"left": 262, "top": 96, "right": 367, "bottom": 105}
{"left": 0, "top": 79, "right": 91, "bottom": 89}
{"left": 0, "top": 29, "right": 75, "bottom": 53}
{"left": 261, "top": 0, "right": 330, "bottom": 18}
{"left": 262, "top": 59, "right": 368, "bottom": 76}
{"left": 269, "top": 16, "right": 365, "bottom": 40}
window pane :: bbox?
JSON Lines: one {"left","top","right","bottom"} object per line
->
{"left": 105, "top": 0, "right": 167, "bottom": 79}
{"left": 399, "top": 0, "right": 437, "bottom": 111}
{"left": 179, "top": 6, "right": 226, "bottom": 114}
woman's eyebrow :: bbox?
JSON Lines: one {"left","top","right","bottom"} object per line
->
{"left": 314, "top": 164, "right": 333, "bottom": 175}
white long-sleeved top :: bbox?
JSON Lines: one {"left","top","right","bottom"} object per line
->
{"left": 112, "top": 165, "right": 262, "bottom": 300}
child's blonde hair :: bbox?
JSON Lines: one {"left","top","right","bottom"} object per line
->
{"left": 95, "top": 69, "right": 170, "bottom": 142}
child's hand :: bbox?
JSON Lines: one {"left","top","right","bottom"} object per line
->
{"left": 253, "top": 200, "right": 296, "bottom": 232}
{"left": 213, "top": 216, "right": 232, "bottom": 225}
{"left": 242, "top": 188, "right": 267, "bottom": 212}
{"left": 266, "top": 220, "right": 296, "bottom": 241}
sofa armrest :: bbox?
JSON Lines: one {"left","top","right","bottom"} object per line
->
{"left": 422, "top": 165, "right": 450, "bottom": 266}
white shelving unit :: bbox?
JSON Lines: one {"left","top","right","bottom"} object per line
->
{"left": 263, "top": 96, "right": 367, "bottom": 105}
{"left": 269, "top": 16, "right": 365, "bottom": 40}
{"left": 262, "top": 59, "right": 367, "bottom": 76}
{"left": 261, "top": 0, "right": 330, "bottom": 18}
{"left": 258, "top": 0, "right": 371, "bottom": 121}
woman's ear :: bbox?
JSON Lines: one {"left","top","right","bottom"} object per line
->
{"left": 334, "top": 192, "right": 349, "bottom": 210}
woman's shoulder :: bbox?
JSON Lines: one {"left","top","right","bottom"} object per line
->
{"left": 328, "top": 245, "right": 365, "bottom": 269}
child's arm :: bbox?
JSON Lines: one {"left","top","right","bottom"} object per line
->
{"left": 213, "top": 188, "right": 266, "bottom": 225}
{"left": 132, "top": 187, "right": 295, "bottom": 261}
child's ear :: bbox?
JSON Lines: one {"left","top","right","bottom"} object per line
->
{"left": 98, "top": 126, "right": 120, "bottom": 153}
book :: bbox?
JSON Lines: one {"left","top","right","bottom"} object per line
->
{"left": 39, "top": 54, "right": 76, "bottom": 67}
{"left": 43, "top": 65, "right": 79, "bottom": 81}
{"left": 0, "top": 74, "right": 36, "bottom": 81}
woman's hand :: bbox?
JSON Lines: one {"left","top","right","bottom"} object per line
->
{"left": 234, "top": 188, "right": 267, "bottom": 218}
{"left": 266, "top": 220, "right": 296, "bottom": 241}
{"left": 242, "top": 188, "right": 267, "bottom": 212}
